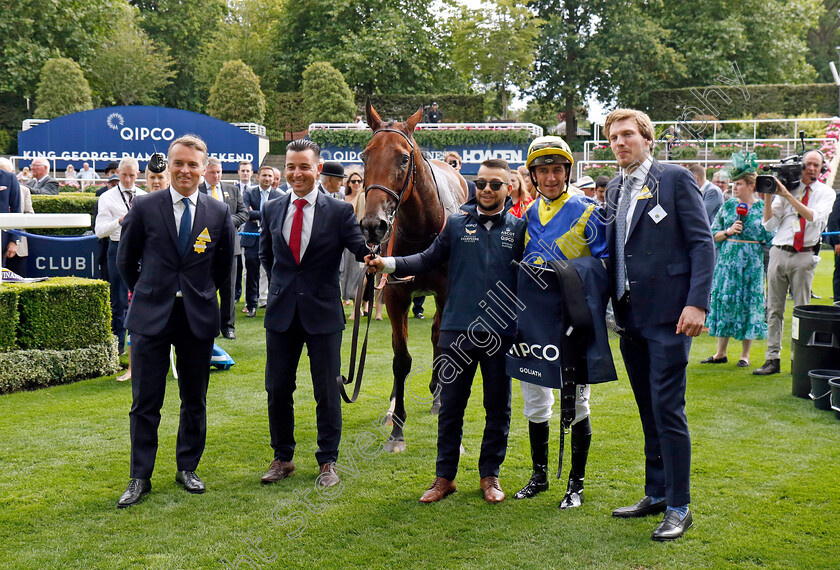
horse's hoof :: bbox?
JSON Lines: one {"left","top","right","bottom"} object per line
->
{"left": 384, "top": 412, "right": 394, "bottom": 427}
{"left": 384, "top": 439, "right": 406, "bottom": 453}
{"left": 429, "top": 402, "right": 441, "bottom": 415}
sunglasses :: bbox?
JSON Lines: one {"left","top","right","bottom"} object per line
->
{"left": 348, "top": 179, "right": 362, "bottom": 184}
{"left": 474, "top": 180, "right": 506, "bottom": 191}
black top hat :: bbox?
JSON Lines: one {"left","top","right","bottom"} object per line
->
{"left": 321, "top": 161, "right": 344, "bottom": 178}
{"left": 147, "top": 153, "right": 167, "bottom": 174}
{"left": 105, "top": 161, "right": 119, "bottom": 173}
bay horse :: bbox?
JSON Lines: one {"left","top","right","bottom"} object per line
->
{"left": 359, "top": 102, "right": 468, "bottom": 453}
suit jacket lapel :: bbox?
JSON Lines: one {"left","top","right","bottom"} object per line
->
{"left": 184, "top": 192, "right": 208, "bottom": 259}
{"left": 302, "top": 191, "right": 326, "bottom": 263}
{"left": 159, "top": 190, "right": 180, "bottom": 252}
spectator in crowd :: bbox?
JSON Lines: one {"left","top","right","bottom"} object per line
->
{"left": 0, "top": 157, "right": 22, "bottom": 273}
{"left": 688, "top": 164, "right": 723, "bottom": 223}
{"left": 234, "top": 161, "right": 254, "bottom": 302}
{"left": 319, "top": 161, "right": 345, "bottom": 199}
{"left": 663, "top": 125, "right": 678, "bottom": 160}
{"left": 701, "top": 153, "right": 774, "bottom": 368}
{"left": 367, "top": 158, "right": 526, "bottom": 504}
{"left": 712, "top": 170, "right": 730, "bottom": 199}
{"left": 93, "top": 162, "right": 121, "bottom": 282}
{"left": 754, "top": 150, "right": 835, "bottom": 375}
{"left": 574, "top": 175, "right": 596, "bottom": 198}
{"left": 827, "top": 188, "right": 840, "bottom": 301}
{"left": 95, "top": 157, "right": 146, "bottom": 355}
{"left": 258, "top": 139, "right": 369, "bottom": 489}
{"left": 341, "top": 167, "right": 367, "bottom": 310}
{"left": 271, "top": 167, "right": 284, "bottom": 194}
{"left": 77, "top": 162, "right": 99, "bottom": 189}
{"left": 241, "top": 165, "right": 281, "bottom": 317}
{"left": 428, "top": 102, "right": 443, "bottom": 123}
{"left": 64, "top": 164, "right": 77, "bottom": 182}
{"left": 517, "top": 165, "right": 537, "bottom": 200}
{"left": 508, "top": 167, "right": 532, "bottom": 218}
{"left": 604, "top": 108, "right": 714, "bottom": 541}
{"left": 444, "top": 151, "right": 476, "bottom": 201}
{"left": 236, "top": 161, "right": 253, "bottom": 194}
{"left": 115, "top": 134, "right": 234, "bottom": 508}
{"left": 28, "top": 157, "right": 59, "bottom": 195}
{"left": 595, "top": 175, "right": 609, "bottom": 206}
{"left": 1, "top": 158, "right": 32, "bottom": 276}
{"left": 199, "top": 157, "right": 249, "bottom": 339}
{"left": 17, "top": 166, "right": 31, "bottom": 184}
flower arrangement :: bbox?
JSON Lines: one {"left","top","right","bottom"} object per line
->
{"left": 753, "top": 143, "right": 781, "bottom": 160}
{"left": 583, "top": 164, "right": 617, "bottom": 179}
{"left": 711, "top": 143, "right": 743, "bottom": 159}
{"left": 671, "top": 143, "right": 699, "bottom": 159}
{"left": 592, "top": 145, "right": 613, "bottom": 160}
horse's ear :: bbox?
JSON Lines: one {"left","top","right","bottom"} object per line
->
{"left": 365, "top": 99, "right": 382, "bottom": 131}
{"left": 405, "top": 108, "right": 423, "bottom": 134}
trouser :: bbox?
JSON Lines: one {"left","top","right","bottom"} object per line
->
{"left": 765, "top": 246, "right": 815, "bottom": 359}
{"left": 107, "top": 240, "right": 129, "bottom": 350}
{"left": 435, "top": 339, "right": 512, "bottom": 480}
{"left": 244, "top": 246, "right": 260, "bottom": 309}
{"left": 98, "top": 237, "right": 110, "bottom": 282}
{"left": 265, "top": 315, "right": 343, "bottom": 465}
{"left": 234, "top": 253, "right": 244, "bottom": 302}
{"left": 833, "top": 251, "right": 840, "bottom": 302}
{"left": 521, "top": 382, "right": 590, "bottom": 425}
{"left": 219, "top": 254, "right": 237, "bottom": 333}
{"left": 128, "top": 299, "right": 214, "bottom": 479}
{"left": 259, "top": 265, "right": 269, "bottom": 306}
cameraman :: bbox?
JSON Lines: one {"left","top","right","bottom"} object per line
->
{"left": 754, "top": 150, "right": 835, "bottom": 375}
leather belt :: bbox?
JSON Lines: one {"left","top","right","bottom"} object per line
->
{"left": 774, "top": 244, "right": 813, "bottom": 254}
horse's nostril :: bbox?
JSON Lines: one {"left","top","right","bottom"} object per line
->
{"left": 378, "top": 220, "right": 389, "bottom": 237}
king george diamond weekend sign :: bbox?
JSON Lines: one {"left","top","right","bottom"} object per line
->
{"left": 18, "top": 106, "right": 263, "bottom": 171}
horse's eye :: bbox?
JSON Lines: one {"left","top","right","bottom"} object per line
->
{"left": 400, "top": 154, "right": 410, "bottom": 166}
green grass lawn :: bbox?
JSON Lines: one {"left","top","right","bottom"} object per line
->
{"left": 1, "top": 252, "right": 839, "bottom": 569}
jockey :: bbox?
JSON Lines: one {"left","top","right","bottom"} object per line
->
{"left": 514, "top": 136, "right": 608, "bottom": 509}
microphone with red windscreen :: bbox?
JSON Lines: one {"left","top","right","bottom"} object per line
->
{"left": 736, "top": 202, "right": 749, "bottom": 223}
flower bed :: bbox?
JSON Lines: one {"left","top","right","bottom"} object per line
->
{"left": 711, "top": 144, "right": 743, "bottom": 159}
{"left": 753, "top": 144, "right": 781, "bottom": 160}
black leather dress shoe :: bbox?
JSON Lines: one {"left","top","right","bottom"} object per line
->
{"left": 175, "top": 470, "right": 206, "bottom": 494}
{"left": 753, "top": 359, "right": 780, "bottom": 376}
{"left": 117, "top": 478, "right": 151, "bottom": 508}
{"left": 221, "top": 329, "right": 236, "bottom": 339}
{"left": 246, "top": 307, "right": 257, "bottom": 318}
{"left": 652, "top": 509, "right": 693, "bottom": 541}
{"left": 612, "top": 496, "right": 667, "bottom": 518}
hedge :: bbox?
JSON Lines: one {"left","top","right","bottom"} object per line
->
{"left": 30, "top": 193, "right": 96, "bottom": 236}
{"left": 0, "top": 278, "right": 117, "bottom": 393}
{"left": 309, "top": 127, "right": 532, "bottom": 150}
{"left": 643, "top": 84, "right": 839, "bottom": 121}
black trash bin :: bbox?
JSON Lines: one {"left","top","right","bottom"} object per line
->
{"left": 808, "top": 370, "right": 839, "bottom": 411}
{"left": 791, "top": 305, "right": 840, "bottom": 399}
{"left": 830, "top": 378, "right": 840, "bottom": 420}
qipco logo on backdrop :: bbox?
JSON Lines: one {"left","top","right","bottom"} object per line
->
{"left": 107, "top": 112, "right": 175, "bottom": 142}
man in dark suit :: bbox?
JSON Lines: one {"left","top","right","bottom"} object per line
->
{"left": 234, "top": 161, "right": 254, "bottom": 302}
{"left": 28, "top": 157, "right": 59, "bottom": 195}
{"left": 603, "top": 109, "right": 714, "bottom": 541}
{"left": 258, "top": 139, "right": 368, "bottom": 488}
{"left": 199, "top": 157, "right": 249, "bottom": 339}
{"left": 115, "top": 134, "right": 235, "bottom": 508}
{"left": 241, "top": 165, "right": 281, "bottom": 317}
{"left": 1, "top": 166, "right": 21, "bottom": 265}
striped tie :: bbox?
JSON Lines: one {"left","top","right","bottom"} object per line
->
{"left": 614, "top": 177, "right": 633, "bottom": 299}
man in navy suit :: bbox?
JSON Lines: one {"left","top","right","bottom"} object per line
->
{"left": 0, "top": 167, "right": 21, "bottom": 265}
{"left": 115, "top": 134, "right": 235, "bottom": 508}
{"left": 241, "top": 166, "right": 281, "bottom": 317}
{"left": 258, "top": 139, "right": 368, "bottom": 488}
{"left": 603, "top": 109, "right": 714, "bottom": 541}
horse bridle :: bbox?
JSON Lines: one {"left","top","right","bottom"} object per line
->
{"left": 364, "top": 128, "right": 417, "bottom": 225}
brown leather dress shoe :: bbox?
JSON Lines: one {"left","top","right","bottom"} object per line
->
{"left": 318, "top": 463, "right": 340, "bottom": 488}
{"left": 419, "top": 477, "right": 456, "bottom": 503}
{"left": 261, "top": 459, "right": 295, "bottom": 484}
{"left": 480, "top": 476, "right": 505, "bottom": 504}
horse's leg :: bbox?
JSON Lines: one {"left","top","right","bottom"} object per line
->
{"left": 428, "top": 293, "right": 445, "bottom": 415}
{"left": 384, "top": 287, "right": 410, "bottom": 453}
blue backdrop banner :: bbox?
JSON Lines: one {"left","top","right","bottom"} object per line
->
{"left": 18, "top": 106, "right": 260, "bottom": 172}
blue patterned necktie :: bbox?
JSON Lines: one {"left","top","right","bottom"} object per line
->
{"left": 178, "top": 197, "right": 191, "bottom": 256}
{"left": 614, "top": 177, "right": 632, "bottom": 299}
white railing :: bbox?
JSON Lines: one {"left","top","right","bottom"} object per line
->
{"left": 233, "top": 122, "right": 267, "bottom": 136}
{"left": 309, "top": 122, "right": 544, "bottom": 138}
{"left": 22, "top": 119, "right": 48, "bottom": 131}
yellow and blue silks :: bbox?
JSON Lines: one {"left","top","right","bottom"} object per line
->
{"left": 522, "top": 191, "right": 609, "bottom": 264}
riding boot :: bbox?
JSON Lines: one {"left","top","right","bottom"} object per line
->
{"left": 514, "top": 421, "right": 550, "bottom": 499}
{"left": 560, "top": 417, "right": 591, "bottom": 509}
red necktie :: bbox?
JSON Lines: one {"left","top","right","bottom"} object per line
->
{"left": 289, "top": 198, "right": 307, "bottom": 264}
{"left": 793, "top": 185, "right": 811, "bottom": 252}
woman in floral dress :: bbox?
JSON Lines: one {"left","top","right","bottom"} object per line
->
{"left": 702, "top": 153, "right": 775, "bottom": 367}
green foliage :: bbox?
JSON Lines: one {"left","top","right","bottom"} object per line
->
{"left": 206, "top": 60, "right": 266, "bottom": 124}
{"left": 754, "top": 144, "right": 782, "bottom": 159}
{"left": 359, "top": 93, "right": 485, "bottom": 123}
{"left": 806, "top": 0, "right": 840, "bottom": 84}
{"left": 34, "top": 58, "right": 93, "bottom": 119}
{"left": 754, "top": 113, "right": 788, "bottom": 139}
{"left": 520, "top": 99, "right": 558, "bottom": 132}
{"left": 592, "top": 145, "right": 613, "bottom": 160}
{"left": 671, "top": 143, "right": 699, "bottom": 159}
{"left": 0, "top": 129, "right": 13, "bottom": 155}
{"left": 644, "top": 84, "right": 840, "bottom": 121}
{"left": 264, "top": 91, "right": 308, "bottom": 137}
{"left": 583, "top": 165, "right": 617, "bottom": 179}
{"left": 0, "top": 288, "right": 19, "bottom": 352}
{"left": 132, "top": 0, "right": 228, "bottom": 111}
{"left": 301, "top": 62, "right": 357, "bottom": 125}
{"left": 712, "top": 144, "right": 744, "bottom": 159}
{"left": 8, "top": 278, "right": 111, "bottom": 351}
{"left": 30, "top": 194, "right": 97, "bottom": 236}
{"left": 309, "top": 127, "right": 532, "bottom": 149}
{"left": 450, "top": 0, "right": 541, "bottom": 119}
{"left": 0, "top": 338, "right": 119, "bottom": 393}
{"left": 89, "top": 6, "right": 176, "bottom": 106}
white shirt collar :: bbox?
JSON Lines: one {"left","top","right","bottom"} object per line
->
{"left": 291, "top": 186, "right": 319, "bottom": 206}
{"left": 626, "top": 155, "right": 652, "bottom": 185}
{"left": 170, "top": 186, "right": 198, "bottom": 206}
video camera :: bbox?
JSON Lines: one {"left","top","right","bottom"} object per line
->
{"left": 755, "top": 130, "right": 809, "bottom": 194}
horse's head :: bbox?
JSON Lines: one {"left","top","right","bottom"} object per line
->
{"left": 360, "top": 101, "right": 423, "bottom": 246}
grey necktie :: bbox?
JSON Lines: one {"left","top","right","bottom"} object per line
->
{"left": 614, "top": 177, "right": 633, "bottom": 299}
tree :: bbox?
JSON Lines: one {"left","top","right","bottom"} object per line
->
{"left": 88, "top": 7, "right": 176, "bottom": 106}
{"left": 451, "top": 0, "right": 541, "bottom": 119}
{"left": 206, "top": 60, "right": 266, "bottom": 123}
{"left": 34, "top": 58, "right": 93, "bottom": 119}
{"left": 270, "top": 0, "right": 467, "bottom": 94}
{"left": 301, "top": 62, "right": 357, "bottom": 125}
{"left": 806, "top": 0, "right": 840, "bottom": 84}
{"left": 130, "top": 0, "right": 227, "bottom": 111}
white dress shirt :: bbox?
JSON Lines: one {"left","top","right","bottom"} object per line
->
{"left": 763, "top": 180, "right": 834, "bottom": 247}
{"left": 95, "top": 183, "right": 146, "bottom": 241}
{"left": 171, "top": 186, "right": 198, "bottom": 237}
{"left": 281, "top": 187, "right": 318, "bottom": 260}
{"left": 621, "top": 156, "right": 653, "bottom": 244}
